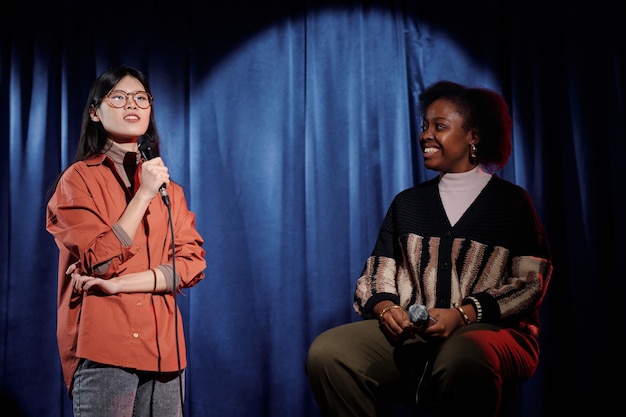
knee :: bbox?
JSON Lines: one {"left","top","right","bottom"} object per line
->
{"left": 434, "top": 354, "right": 498, "bottom": 388}
{"left": 305, "top": 332, "right": 338, "bottom": 377}
{"left": 431, "top": 335, "right": 499, "bottom": 385}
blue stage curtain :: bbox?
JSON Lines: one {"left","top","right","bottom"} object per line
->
{"left": 1, "top": 1, "right": 622, "bottom": 416}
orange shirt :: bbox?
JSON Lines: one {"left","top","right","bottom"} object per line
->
{"left": 46, "top": 154, "right": 206, "bottom": 393}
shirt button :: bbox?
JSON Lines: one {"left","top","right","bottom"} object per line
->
{"left": 136, "top": 302, "right": 142, "bottom": 307}
{"left": 133, "top": 333, "right": 139, "bottom": 338}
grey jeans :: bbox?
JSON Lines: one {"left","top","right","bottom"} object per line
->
{"left": 72, "top": 359, "right": 185, "bottom": 417}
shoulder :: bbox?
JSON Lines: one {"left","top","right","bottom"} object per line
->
{"left": 486, "top": 175, "right": 531, "bottom": 200}
{"left": 390, "top": 177, "right": 440, "bottom": 211}
{"left": 483, "top": 176, "right": 541, "bottom": 223}
{"left": 62, "top": 155, "right": 107, "bottom": 174}
{"left": 396, "top": 177, "right": 438, "bottom": 198}
{"left": 58, "top": 155, "right": 106, "bottom": 181}
{"left": 52, "top": 156, "right": 116, "bottom": 201}
{"left": 396, "top": 176, "right": 439, "bottom": 199}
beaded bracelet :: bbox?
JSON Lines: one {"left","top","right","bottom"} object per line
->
{"left": 452, "top": 302, "right": 471, "bottom": 325}
{"left": 379, "top": 304, "right": 402, "bottom": 321}
{"left": 465, "top": 296, "right": 482, "bottom": 322}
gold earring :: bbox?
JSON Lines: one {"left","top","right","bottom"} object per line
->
{"left": 470, "top": 143, "right": 477, "bottom": 164}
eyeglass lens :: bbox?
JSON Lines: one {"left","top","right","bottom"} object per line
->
{"left": 107, "top": 91, "right": 152, "bottom": 109}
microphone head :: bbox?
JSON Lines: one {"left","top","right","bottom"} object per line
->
{"left": 137, "top": 134, "right": 158, "bottom": 160}
{"left": 408, "top": 304, "right": 429, "bottom": 325}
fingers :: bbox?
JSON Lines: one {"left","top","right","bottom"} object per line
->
{"left": 70, "top": 272, "right": 95, "bottom": 294}
{"left": 65, "top": 262, "right": 78, "bottom": 275}
{"left": 71, "top": 272, "right": 84, "bottom": 293}
{"left": 421, "top": 309, "right": 460, "bottom": 338}
{"left": 71, "top": 273, "right": 81, "bottom": 293}
{"left": 142, "top": 158, "right": 170, "bottom": 192}
{"left": 67, "top": 263, "right": 86, "bottom": 293}
{"left": 380, "top": 309, "right": 412, "bottom": 338}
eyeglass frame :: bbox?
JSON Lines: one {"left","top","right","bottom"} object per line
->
{"left": 97, "top": 89, "right": 154, "bottom": 109}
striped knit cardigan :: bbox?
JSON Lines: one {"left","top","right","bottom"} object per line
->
{"left": 353, "top": 175, "right": 553, "bottom": 336}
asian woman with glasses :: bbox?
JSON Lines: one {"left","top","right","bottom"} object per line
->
{"left": 46, "top": 66, "right": 207, "bottom": 417}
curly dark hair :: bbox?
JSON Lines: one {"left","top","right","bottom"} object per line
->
{"left": 418, "top": 80, "right": 512, "bottom": 172}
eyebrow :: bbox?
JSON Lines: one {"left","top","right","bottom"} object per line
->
{"left": 111, "top": 89, "right": 148, "bottom": 93}
{"left": 424, "top": 117, "right": 451, "bottom": 123}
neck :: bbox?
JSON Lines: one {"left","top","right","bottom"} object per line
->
{"left": 108, "top": 138, "right": 138, "bottom": 152}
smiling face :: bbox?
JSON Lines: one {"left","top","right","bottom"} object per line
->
{"left": 419, "top": 98, "right": 477, "bottom": 174}
{"left": 89, "top": 75, "right": 151, "bottom": 149}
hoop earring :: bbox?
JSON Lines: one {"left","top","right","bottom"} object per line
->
{"left": 469, "top": 143, "right": 477, "bottom": 164}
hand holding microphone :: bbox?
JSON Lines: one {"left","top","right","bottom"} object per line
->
{"left": 379, "top": 302, "right": 437, "bottom": 340}
{"left": 137, "top": 134, "right": 170, "bottom": 207}
{"left": 408, "top": 303, "right": 437, "bottom": 327}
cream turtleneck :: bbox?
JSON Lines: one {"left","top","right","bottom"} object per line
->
{"left": 438, "top": 165, "right": 492, "bottom": 226}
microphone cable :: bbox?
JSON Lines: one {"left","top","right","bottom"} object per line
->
{"left": 415, "top": 360, "right": 430, "bottom": 411}
{"left": 139, "top": 134, "right": 184, "bottom": 414}
{"left": 164, "top": 198, "right": 185, "bottom": 417}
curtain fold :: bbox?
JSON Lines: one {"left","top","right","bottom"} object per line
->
{"left": 1, "top": 1, "right": 622, "bottom": 416}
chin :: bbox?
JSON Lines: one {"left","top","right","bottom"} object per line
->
{"left": 423, "top": 161, "right": 438, "bottom": 171}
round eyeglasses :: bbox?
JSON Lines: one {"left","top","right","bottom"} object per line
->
{"left": 99, "top": 90, "right": 154, "bottom": 109}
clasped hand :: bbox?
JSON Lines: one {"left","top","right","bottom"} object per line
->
{"left": 67, "top": 262, "right": 119, "bottom": 295}
{"left": 378, "top": 306, "right": 464, "bottom": 340}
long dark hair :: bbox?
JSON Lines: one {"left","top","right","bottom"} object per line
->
{"left": 75, "top": 66, "right": 161, "bottom": 161}
{"left": 47, "top": 66, "right": 161, "bottom": 201}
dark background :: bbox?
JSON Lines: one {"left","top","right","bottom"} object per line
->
{"left": 1, "top": 1, "right": 623, "bottom": 416}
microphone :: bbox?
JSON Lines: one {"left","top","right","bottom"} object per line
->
{"left": 137, "top": 134, "right": 170, "bottom": 207}
{"left": 408, "top": 303, "right": 437, "bottom": 326}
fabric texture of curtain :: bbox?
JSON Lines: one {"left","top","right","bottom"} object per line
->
{"left": 1, "top": 1, "right": 622, "bottom": 416}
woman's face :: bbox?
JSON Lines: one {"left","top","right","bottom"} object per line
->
{"left": 419, "top": 98, "right": 476, "bottom": 173}
{"left": 90, "top": 75, "right": 151, "bottom": 146}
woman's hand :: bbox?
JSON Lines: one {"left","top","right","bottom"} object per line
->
{"left": 67, "top": 263, "right": 120, "bottom": 295}
{"left": 139, "top": 157, "right": 169, "bottom": 197}
{"left": 376, "top": 302, "right": 414, "bottom": 340}
{"left": 419, "top": 308, "right": 469, "bottom": 338}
